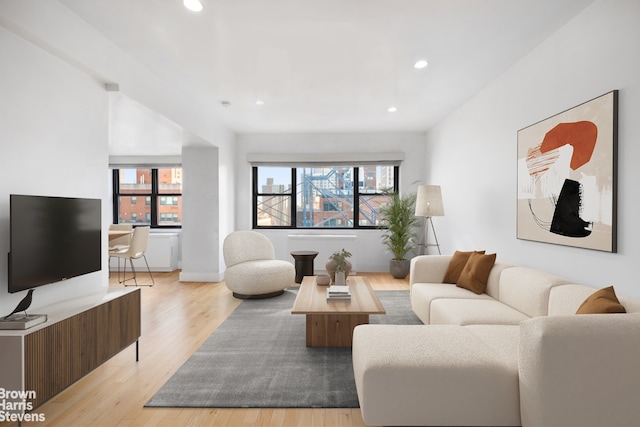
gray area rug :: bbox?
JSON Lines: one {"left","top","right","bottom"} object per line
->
{"left": 145, "top": 289, "right": 421, "bottom": 408}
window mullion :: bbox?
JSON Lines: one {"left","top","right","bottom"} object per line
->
{"left": 252, "top": 166, "right": 258, "bottom": 228}
{"left": 291, "top": 167, "right": 297, "bottom": 229}
{"left": 112, "top": 169, "right": 120, "bottom": 224}
{"left": 394, "top": 165, "right": 399, "bottom": 192}
{"left": 151, "top": 169, "right": 158, "bottom": 227}
{"left": 353, "top": 167, "right": 360, "bottom": 229}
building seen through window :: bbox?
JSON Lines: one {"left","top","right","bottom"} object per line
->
{"left": 112, "top": 167, "right": 182, "bottom": 227}
{"left": 254, "top": 165, "right": 398, "bottom": 229}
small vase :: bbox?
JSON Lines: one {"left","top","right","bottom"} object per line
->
{"left": 334, "top": 271, "right": 346, "bottom": 285}
{"left": 325, "top": 259, "right": 352, "bottom": 283}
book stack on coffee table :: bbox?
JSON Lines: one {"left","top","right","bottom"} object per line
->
{"left": 326, "top": 285, "right": 351, "bottom": 302}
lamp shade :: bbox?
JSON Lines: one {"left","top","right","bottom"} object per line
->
{"left": 415, "top": 185, "right": 444, "bottom": 217}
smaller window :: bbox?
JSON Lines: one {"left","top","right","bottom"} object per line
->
{"left": 112, "top": 167, "right": 182, "bottom": 228}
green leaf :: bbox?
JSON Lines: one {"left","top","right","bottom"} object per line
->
{"left": 377, "top": 190, "right": 419, "bottom": 260}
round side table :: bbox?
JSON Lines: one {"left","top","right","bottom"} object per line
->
{"left": 290, "top": 251, "right": 319, "bottom": 283}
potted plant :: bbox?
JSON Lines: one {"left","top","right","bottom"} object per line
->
{"left": 325, "top": 248, "right": 352, "bottom": 284}
{"left": 378, "top": 190, "right": 419, "bottom": 279}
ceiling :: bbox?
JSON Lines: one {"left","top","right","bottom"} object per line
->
{"left": 59, "top": 0, "right": 595, "bottom": 134}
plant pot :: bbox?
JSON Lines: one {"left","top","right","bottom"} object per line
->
{"left": 325, "top": 259, "right": 352, "bottom": 283}
{"left": 389, "top": 259, "right": 410, "bottom": 279}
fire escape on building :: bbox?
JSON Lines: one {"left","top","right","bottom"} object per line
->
{"left": 299, "top": 168, "right": 378, "bottom": 227}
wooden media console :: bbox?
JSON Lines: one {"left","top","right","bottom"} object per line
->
{"left": 0, "top": 287, "right": 141, "bottom": 409}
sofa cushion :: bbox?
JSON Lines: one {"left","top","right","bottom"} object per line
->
{"left": 431, "top": 299, "right": 529, "bottom": 326}
{"left": 519, "top": 313, "right": 640, "bottom": 427}
{"left": 620, "top": 296, "right": 640, "bottom": 313}
{"left": 483, "top": 261, "right": 513, "bottom": 299}
{"left": 411, "top": 283, "right": 492, "bottom": 324}
{"left": 499, "top": 267, "right": 571, "bottom": 317}
{"left": 409, "top": 255, "right": 452, "bottom": 285}
{"left": 443, "top": 250, "right": 485, "bottom": 284}
{"left": 548, "top": 284, "right": 599, "bottom": 315}
{"left": 549, "top": 284, "right": 640, "bottom": 315}
{"left": 352, "top": 324, "right": 521, "bottom": 427}
{"left": 465, "top": 325, "right": 520, "bottom": 370}
{"left": 576, "top": 286, "right": 626, "bottom": 314}
{"left": 409, "top": 255, "right": 512, "bottom": 300}
{"left": 457, "top": 252, "right": 496, "bottom": 294}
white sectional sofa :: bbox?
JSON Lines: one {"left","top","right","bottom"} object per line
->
{"left": 352, "top": 254, "right": 640, "bottom": 427}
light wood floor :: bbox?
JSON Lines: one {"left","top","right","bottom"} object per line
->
{"left": 9, "top": 271, "right": 409, "bottom": 427}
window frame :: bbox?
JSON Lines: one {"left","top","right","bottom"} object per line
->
{"left": 252, "top": 165, "right": 399, "bottom": 229}
{"left": 112, "top": 168, "right": 182, "bottom": 228}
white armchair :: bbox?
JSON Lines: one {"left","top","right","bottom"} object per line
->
{"left": 223, "top": 231, "right": 295, "bottom": 299}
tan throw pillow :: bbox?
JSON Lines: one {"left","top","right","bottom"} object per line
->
{"left": 443, "top": 250, "right": 486, "bottom": 284}
{"left": 576, "top": 286, "right": 626, "bottom": 314}
{"left": 456, "top": 252, "right": 496, "bottom": 294}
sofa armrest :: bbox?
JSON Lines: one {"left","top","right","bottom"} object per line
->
{"left": 409, "top": 255, "right": 451, "bottom": 286}
{"left": 519, "top": 314, "right": 640, "bottom": 427}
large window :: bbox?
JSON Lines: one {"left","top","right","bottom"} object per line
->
{"left": 112, "top": 167, "right": 182, "bottom": 227}
{"left": 253, "top": 165, "right": 398, "bottom": 229}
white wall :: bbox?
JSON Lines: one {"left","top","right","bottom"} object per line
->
{"left": 0, "top": 1, "right": 237, "bottom": 293}
{"left": 180, "top": 147, "right": 222, "bottom": 282}
{"left": 424, "top": 0, "right": 640, "bottom": 298}
{"left": 235, "top": 133, "right": 426, "bottom": 272}
{"left": 216, "top": 134, "right": 236, "bottom": 271}
{"left": 0, "top": 26, "right": 109, "bottom": 315}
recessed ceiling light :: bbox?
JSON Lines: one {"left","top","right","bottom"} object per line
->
{"left": 388, "top": 106, "right": 397, "bottom": 113}
{"left": 183, "top": 0, "right": 203, "bottom": 12}
{"left": 256, "top": 100, "right": 265, "bottom": 106}
{"left": 414, "top": 59, "right": 428, "bottom": 69}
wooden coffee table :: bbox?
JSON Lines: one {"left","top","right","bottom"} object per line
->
{"left": 291, "top": 275, "right": 386, "bottom": 347}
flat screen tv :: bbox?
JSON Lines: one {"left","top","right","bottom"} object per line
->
{"left": 8, "top": 194, "right": 102, "bottom": 293}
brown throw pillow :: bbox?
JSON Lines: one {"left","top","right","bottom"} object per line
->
{"left": 576, "top": 286, "right": 626, "bottom": 314}
{"left": 443, "top": 250, "right": 486, "bottom": 284}
{"left": 456, "top": 252, "right": 496, "bottom": 294}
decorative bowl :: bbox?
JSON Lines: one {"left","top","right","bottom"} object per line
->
{"left": 315, "top": 274, "right": 331, "bottom": 286}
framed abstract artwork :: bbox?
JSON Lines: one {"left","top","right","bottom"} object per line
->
{"left": 517, "top": 90, "right": 618, "bottom": 252}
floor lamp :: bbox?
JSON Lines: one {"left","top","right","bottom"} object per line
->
{"left": 415, "top": 185, "right": 444, "bottom": 255}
